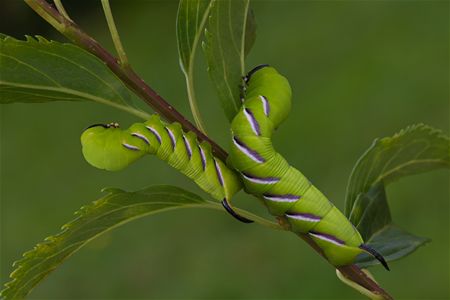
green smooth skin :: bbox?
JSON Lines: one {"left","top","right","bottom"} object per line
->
{"left": 81, "top": 115, "right": 241, "bottom": 202}
{"left": 229, "top": 66, "right": 366, "bottom": 266}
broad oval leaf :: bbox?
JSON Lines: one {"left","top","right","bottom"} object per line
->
{"left": 345, "top": 124, "right": 450, "bottom": 216}
{"left": 355, "top": 225, "right": 430, "bottom": 268}
{"left": 203, "top": 0, "right": 256, "bottom": 121}
{"left": 0, "top": 35, "right": 149, "bottom": 119}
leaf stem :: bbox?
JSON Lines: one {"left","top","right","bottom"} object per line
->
{"left": 24, "top": 1, "right": 394, "bottom": 298}
{"left": 100, "top": 0, "right": 129, "bottom": 67}
{"left": 184, "top": 69, "right": 208, "bottom": 134}
{"left": 24, "top": 0, "right": 227, "bottom": 160}
{"left": 53, "top": 0, "right": 72, "bottom": 22}
{"left": 205, "top": 201, "right": 284, "bottom": 231}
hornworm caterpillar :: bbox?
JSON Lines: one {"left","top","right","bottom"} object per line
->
{"left": 228, "top": 65, "right": 389, "bottom": 269}
{"left": 81, "top": 115, "right": 251, "bottom": 222}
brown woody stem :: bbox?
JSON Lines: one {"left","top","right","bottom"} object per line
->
{"left": 24, "top": 1, "right": 393, "bottom": 299}
{"left": 24, "top": 0, "right": 227, "bottom": 160}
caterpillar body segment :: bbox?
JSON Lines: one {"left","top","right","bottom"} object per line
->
{"left": 230, "top": 65, "right": 389, "bottom": 269}
{"left": 81, "top": 115, "right": 244, "bottom": 210}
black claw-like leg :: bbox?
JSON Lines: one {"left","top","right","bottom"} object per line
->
{"left": 222, "top": 199, "right": 254, "bottom": 223}
{"left": 359, "top": 244, "right": 390, "bottom": 271}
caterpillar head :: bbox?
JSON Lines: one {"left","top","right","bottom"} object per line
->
{"left": 244, "top": 65, "right": 292, "bottom": 126}
{"left": 81, "top": 123, "right": 145, "bottom": 171}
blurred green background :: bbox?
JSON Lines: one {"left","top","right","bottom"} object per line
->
{"left": 1, "top": 0, "right": 449, "bottom": 299}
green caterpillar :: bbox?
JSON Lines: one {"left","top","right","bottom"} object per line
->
{"left": 81, "top": 65, "right": 388, "bottom": 270}
{"left": 228, "top": 65, "right": 389, "bottom": 269}
{"left": 81, "top": 116, "right": 250, "bottom": 221}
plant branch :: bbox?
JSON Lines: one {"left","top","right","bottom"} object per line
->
{"left": 101, "top": 0, "right": 129, "bottom": 67}
{"left": 25, "top": 0, "right": 227, "bottom": 160}
{"left": 24, "top": 1, "right": 393, "bottom": 299}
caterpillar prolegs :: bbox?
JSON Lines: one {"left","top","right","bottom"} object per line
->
{"left": 81, "top": 115, "right": 251, "bottom": 222}
{"left": 228, "top": 65, "right": 389, "bottom": 269}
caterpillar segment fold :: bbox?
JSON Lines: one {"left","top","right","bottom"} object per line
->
{"left": 81, "top": 115, "right": 251, "bottom": 223}
{"left": 229, "top": 65, "right": 389, "bottom": 269}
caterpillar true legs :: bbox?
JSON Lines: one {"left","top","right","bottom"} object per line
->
{"left": 228, "top": 65, "right": 389, "bottom": 269}
{"left": 81, "top": 115, "right": 253, "bottom": 223}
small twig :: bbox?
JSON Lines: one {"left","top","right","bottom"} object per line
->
{"left": 24, "top": 1, "right": 394, "bottom": 299}
{"left": 101, "top": 0, "right": 129, "bottom": 67}
{"left": 24, "top": 0, "right": 227, "bottom": 160}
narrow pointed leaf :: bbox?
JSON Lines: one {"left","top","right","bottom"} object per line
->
{"left": 1, "top": 184, "right": 280, "bottom": 300}
{"left": 177, "top": 0, "right": 213, "bottom": 74}
{"left": 0, "top": 185, "right": 210, "bottom": 299}
{"left": 355, "top": 225, "right": 430, "bottom": 268}
{"left": 0, "top": 35, "right": 149, "bottom": 119}
{"left": 203, "top": 0, "right": 256, "bottom": 121}
{"left": 176, "top": 0, "right": 214, "bottom": 131}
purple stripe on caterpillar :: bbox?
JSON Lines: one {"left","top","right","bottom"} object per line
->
{"left": 145, "top": 126, "right": 162, "bottom": 144}
{"left": 262, "top": 193, "right": 300, "bottom": 203}
{"left": 309, "top": 231, "right": 345, "bottom": 246}
{"left": 232, "top": 136, "right": 265, "bottom": 163}
{"left": 122, "top": 143, "right": 140, "bottom": 151}
{"left": 243, "top": 107, "right": 260, "bottom": 136}
{"left": 214, "top": 159, "right": 224, "bottom": 186}
{"left": 182, "top": 135, "right": 192, "bottom": 158}
{"left": 131, "top": 132, "right": 150, "bottom": 145}
{"left": 198, "top": 145, "right": 207, "bottom": 170}
{"left": 260, "top": 95, "right": 270, "bottom": 117}
{"left": 165, "top": 127, "right": 176, "bottom": 149}
{"left": 285, "top": 212, "right": 321, "bottom": 222}
{"left": 241, "top": 172, "right": 279, "bottom": 184}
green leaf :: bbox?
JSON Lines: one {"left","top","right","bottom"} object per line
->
{"left": 350, "top": 183, "right": 430, "bottom": 267}
{"left": 345, "top": 124, "right": 449, "bottom": 267}
{"left": 203, "top": 0, "right": 256, "bottom": 121}
{"left": 349, "top": 183, "right": 391, "bottom": 241}
{"left": 0, "top": 185, "right": 280, "bottom": 299}
{"left": 0, "top": 185, "right": 207, "bottom": 299}
{"left": 176, "top": 0, "right": 214, "bottom": 132}
{"left": 177, "top": 0, "right": 213, "bottom": 74}
{"left": 345, "top": 124, "right": 450, "bottom": 215}
{"left": 355, "top": 225, "right": 430, "bottom": 268}
{"left": 0, "top": 35, "right": 149, "bottom": 119}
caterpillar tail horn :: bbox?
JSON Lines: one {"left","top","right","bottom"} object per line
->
{"left": 222, "top": 199, "right": 254, "bottom": 223}
{"left": 359, "top": 244, "right": 390, "bottom": 271}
